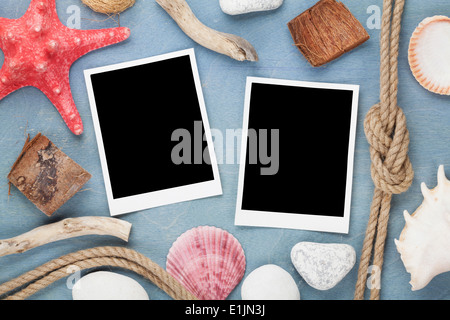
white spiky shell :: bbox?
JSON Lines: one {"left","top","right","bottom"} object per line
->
{"left": 395, "top": 165, "right": 450, "bottom": 291}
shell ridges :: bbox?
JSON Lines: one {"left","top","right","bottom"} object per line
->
{"left": 408, "top": 16, "right": 450, "bottom": 95}
{"left": 166, "top": 226, "right": 246, "bottom": 300}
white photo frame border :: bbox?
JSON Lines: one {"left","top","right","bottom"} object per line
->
{"left": 235, "top": 76, "right": 359, "bottom": 234}
{"left": 84, "top": 49, "right": 222, "bottom": 216}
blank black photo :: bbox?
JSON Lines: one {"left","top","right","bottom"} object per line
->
{"left": 235, "top": 77, "right": 359, "bottom": 233}
{"left": 85, "top": 49, "right": 222, "bottom": 216}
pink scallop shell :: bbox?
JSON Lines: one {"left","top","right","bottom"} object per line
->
{"left": 166, "top": 226, "right": 246, "bottom": 300}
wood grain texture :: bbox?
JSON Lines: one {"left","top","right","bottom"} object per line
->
{"left": 0, "top": 217, "right": 131, "bottom": 257}
{"left": 8, "top": 134, "right": 91, "bottom": 216}
{"left": 288, "top": 0, "right": 370, "bottom": 67}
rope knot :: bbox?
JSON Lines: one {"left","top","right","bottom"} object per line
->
{"left": 355, "top": 0, "right": 411, "bottom": 301}
{"left": 364, "top": 102, "right": 414, "bottom": 195}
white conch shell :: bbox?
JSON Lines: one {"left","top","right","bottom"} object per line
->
{"left": 395, "top": 165, "right": 450, "bottom": 291}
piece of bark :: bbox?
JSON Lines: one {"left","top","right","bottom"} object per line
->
{"left": 287, "top": 0, "right": 370, "bottom": 67}
{"left": 8, "top": 133, "right": 91, "bottom": 216}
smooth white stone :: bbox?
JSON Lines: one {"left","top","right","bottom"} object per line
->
{"left": 291, "top": 242, "right": 356, "bottom": 291}
{"left": 241, "top": 264, "right": 300, "bottom": 300}
{"left": 72, "top": 271, "right": 149, "bottom": 300}
{"left": 219, "top": 0, "right": 283, "bottom": 15}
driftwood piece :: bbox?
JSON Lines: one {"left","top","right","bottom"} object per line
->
{"left": 287, "top": 0, "right": 370, "bottom": 67}
{"left": 0, "top": 217, "right": 132, "bottom": 257}
{"left": 155, "top": 0, "right": 258, "bottom": 62}
{"left": 8, "top": 133, "right": 91, "bottom": 216}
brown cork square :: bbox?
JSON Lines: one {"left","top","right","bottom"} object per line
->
{"left": 287, "top": 0, "right": 370, "bottom": 67}
{"left": 8, "top": 133, "right": 91, "bottom": 216}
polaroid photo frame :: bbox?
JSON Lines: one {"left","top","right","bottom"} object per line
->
{"left": 84, "top": 49, "right": 222, "bottom": 216}
{"left": 235, "top": 77, "right": 359, "bottom": 234}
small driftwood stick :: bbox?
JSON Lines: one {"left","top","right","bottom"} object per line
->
{"left": 0, "top": 217, "right": 132, "bottom": 257}
{"left": 155, "top": 0, "right": 258, "bottom": 62}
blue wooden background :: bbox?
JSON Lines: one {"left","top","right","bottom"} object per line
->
{"left": 0, "top": 0, "right": 449, "bottom": 300}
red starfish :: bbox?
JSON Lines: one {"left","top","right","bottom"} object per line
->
{"left": 0, "top": 0, "right": 130, "bottom": 135}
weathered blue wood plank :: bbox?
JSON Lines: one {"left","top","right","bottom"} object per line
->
{"left": 0, "top": 0, "right": 449, "bottom": 300}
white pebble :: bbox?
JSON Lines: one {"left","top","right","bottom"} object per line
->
{"left": 241, "top": 264, "right": 300, "bottom": 300}
{"left": 291, "top": 242, "right": 356, "bottom": 291}
{"left": 72, "top": 271, "right": 149, "bottom": 300}
{"left": 219, "top": 0, "right": 283, "bottom": 15}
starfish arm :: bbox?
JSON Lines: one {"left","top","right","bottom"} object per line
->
{"left": 65, "top": 27, "right": 131, "bottom": 63}
{"left": 0, "top": 0, "right": 130, "bottom": 135}
{"left": 39, "top": 70, "right": 83, "bottom": 135}
{"left": 0, "top": 66, "right": 20, "bottom": 101}
{"left": 0, "top": 17, "right": 16, "bottom": 51}
{"left": 53, "top": 90, "right": 83, "bottom": 136}
{"left": 0, "top": 78, "right": 13, "bottom": 101}
{"left": 0, "top": 16, "right": 13, "bottom": 30}
{"left": 47, "top": 87, "right": 84, "bottom": 135}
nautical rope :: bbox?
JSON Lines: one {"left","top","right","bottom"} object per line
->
{"left": 0, "top": 246, "right": 198, "bottom": 300}
{"left": 354, "top": 0, "right": 413, "bottom": 300}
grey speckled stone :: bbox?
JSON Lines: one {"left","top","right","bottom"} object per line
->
{"left": 291, "top": 242, "right": 356, "bottom": 291}
{"left": 219, "top": 0, "right": 283, "bottom": 15}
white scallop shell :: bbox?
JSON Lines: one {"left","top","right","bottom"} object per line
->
{"left": 408, "top": 16, "right": 450, "bottom": 95}
{"left": 395, "top": 165, "right": 450, "bottom": 290}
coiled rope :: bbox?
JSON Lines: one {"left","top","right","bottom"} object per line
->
{"left": 354, "top": 0, "right": 413, "bottom": 300}
{"left": 0, "top": 246, "right": 198, "bottom": 300}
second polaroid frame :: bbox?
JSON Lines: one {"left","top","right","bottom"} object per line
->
{"left": 235, "top": 76, "right": 359, "bottom": 234}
